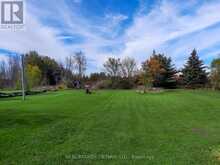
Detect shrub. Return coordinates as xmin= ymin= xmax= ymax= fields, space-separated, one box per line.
xmin=116 ymin=78 xmax=135 ymax=89
xmin=57 ymin=83 xmax=67 ymax=90
xmin=95 ymin=80 xmax=112 ymax=89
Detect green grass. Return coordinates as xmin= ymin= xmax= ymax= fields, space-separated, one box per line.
xmin=0 ymin=90 xmax=220 ymax=164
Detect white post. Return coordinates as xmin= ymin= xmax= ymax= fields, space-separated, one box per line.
xmin=21 ymin=54 xmax=25 ymax=101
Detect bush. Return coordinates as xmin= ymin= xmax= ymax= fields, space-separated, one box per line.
xmin=57 ymin=83 xmax=67 ymax=90
xmin=92 ymin=78 xmax=135 ymax=89
xmin=95 ymin=80 xmax=112 ymax=89
xmin=115 ymin=78 xmax=135 ymax=89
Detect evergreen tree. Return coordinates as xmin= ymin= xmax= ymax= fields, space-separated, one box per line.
xmin=161 ymin=56 xmax=177 ymax=88
xmin=142 ymin=51 xmax=177 ymax=88
xmin=182 ymin=49 xmax=208 ymax=88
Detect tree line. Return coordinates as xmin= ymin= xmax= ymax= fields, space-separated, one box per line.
xmin=102 ymin=49 xmax=216 ymax=90
xmin=0 ymin=49 xmax=220 ymax=90
xmin=0 ymin=51 xmax=87 ymax=89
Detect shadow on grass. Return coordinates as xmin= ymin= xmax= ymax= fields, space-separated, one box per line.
xmin=0 ymin=97 xmax=22 ymax=102
xmin=0 ymin=113 xmax=67 ymax=129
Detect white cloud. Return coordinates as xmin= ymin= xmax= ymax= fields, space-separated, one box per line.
xmin=0 ymin=0 xmax=220 ymax=73
xmin=0 ymin=13 xmax=69 ymax=62
xmin=120 ymin=0 xmax=220 ymax=67
xmin=105 ymin=13 xmax=128 ymax=28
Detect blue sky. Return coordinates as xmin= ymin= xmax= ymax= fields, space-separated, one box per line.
xmin=1 ymin=0 xmax=220 ymax=73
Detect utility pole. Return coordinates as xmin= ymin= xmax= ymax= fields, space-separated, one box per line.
xmin=21 ymin=54 xmax=25 ymax=101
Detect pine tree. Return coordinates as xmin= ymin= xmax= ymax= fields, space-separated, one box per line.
xmin=162 ymin=56 xmax=177 ymax=88
xmin=182 ymin=49 xmax=208 ymax=88
xmin=142 ymin=51 xmax=177 ymax=88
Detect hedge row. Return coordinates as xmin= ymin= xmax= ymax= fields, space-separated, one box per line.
xmin=0 ymin=90 xmax=47 ymax=98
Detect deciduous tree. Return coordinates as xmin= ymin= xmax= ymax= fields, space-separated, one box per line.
xmin=103 ymin=58 xmax=121 ymax=88
xmin=73 ymin=51 xmax=87 ymax=79
xmin=25 ymin=51 xmax=62 ymax=86
xmin=104 ymin=58 xmax=121 ymax=78
xmin=142 ymin=51 xmax=177 ymax=88
xmin=210 ymin=57 xmax=220 ymax=90
xmin=121 ymin=57 xmax=137 ymax=78
xmin=26 ymin=64 xmax=41 ymax=89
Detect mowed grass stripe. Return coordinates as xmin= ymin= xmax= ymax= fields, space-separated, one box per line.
xmin=0 ymin=90 xmax=220 ymax=164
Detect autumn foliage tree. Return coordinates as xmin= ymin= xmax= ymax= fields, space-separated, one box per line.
xmin=26 ymin=64 xmax=41 ymax=89
xmin=25 ymin=51 xmax=62 ymax=86
xmin=141 ymin=56 xmax=161 ymax=88
xmin=142 ymin=51 xmax=177 ymax=88
xmin=210 ymin=57 xmax=220 ymax=90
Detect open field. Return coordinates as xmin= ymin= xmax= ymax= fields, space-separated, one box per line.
xmin=0 ymin=90 xmax=220 ymax=164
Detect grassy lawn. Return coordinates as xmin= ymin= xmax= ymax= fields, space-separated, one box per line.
xmin=0 ymin=90 xmax=220 ymax=164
